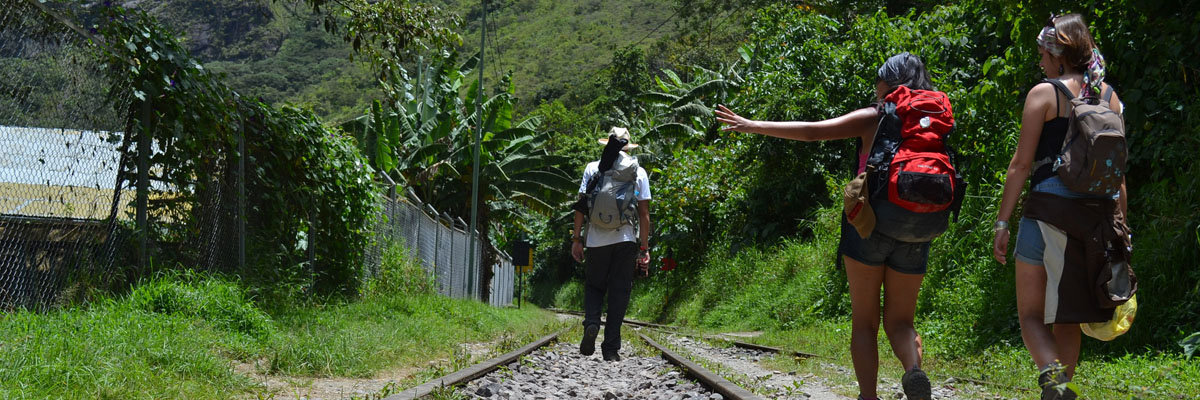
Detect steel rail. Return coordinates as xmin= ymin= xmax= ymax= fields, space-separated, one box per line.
xmin=638 ymin=332 xmax=766 ymax=400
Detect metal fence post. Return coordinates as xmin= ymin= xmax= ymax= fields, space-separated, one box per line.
xmin=136 ymin=98 xmax=152 ymax=272
xmin=457 ymin=217 xmax=471 ymax=299
xmin=238 ymin=116 xmax=246 ymax=273
xmin=440 ymin=212 xmax=453 ymax=296
xmin=448 ymin=216 xmax=457 ymax=298
xmin=432 ymin=210 xmax=441 ymax=287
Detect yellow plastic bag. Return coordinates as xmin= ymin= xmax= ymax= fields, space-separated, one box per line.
xmin=1081 ymin=295 xmax=1137 ymax=341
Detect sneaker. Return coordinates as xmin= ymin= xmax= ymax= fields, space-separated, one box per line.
xmin=901 ymin=366 xmax=932 ymax=400
xmin=579 ymin=324 xmax=599 ymax=356
xmin=602 ymin=351 xmax=621 ymax=362
xmin=1038 ymin=362 xmax=1078 ymax=400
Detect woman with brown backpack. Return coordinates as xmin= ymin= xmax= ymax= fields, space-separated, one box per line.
xmin=992 ymin=13 xmax=1130 ymax=400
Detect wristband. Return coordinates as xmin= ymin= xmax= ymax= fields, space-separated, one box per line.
xmin=993 ymin=220 xmax=1009 ymax=232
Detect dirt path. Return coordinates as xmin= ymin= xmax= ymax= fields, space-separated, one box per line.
xmin=236 ymin=360 xmax=414 ymax=400
xmin=236 ymin=339 xmax=501 ymax=400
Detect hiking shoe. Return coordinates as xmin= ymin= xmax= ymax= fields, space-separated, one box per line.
xmin=602 ymin=351 xmax=621 ymax=362
xmin=1038 ymin=362 xmax=1078 ymax=400
xmin=579 ymin=324 xmax=599 ymax=356
xmin=901 ymin=366 xmax=932 ymax=400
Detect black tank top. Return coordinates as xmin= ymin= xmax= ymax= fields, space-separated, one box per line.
xmin=1031 ymin=81 xmax=1072 ymax=186
xmin=1031 ymin=118 xmax=1069 ymax=186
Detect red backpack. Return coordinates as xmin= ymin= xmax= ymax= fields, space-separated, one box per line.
xmin=865 ymin=86 xmax=966 ymax=242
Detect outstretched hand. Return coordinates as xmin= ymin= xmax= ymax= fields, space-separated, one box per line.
xmin=714 ymin=104 xmax=757 ymax=133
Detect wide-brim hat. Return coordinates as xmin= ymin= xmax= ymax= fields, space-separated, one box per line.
xmin=597 ymin=126 xmax=639 ymax=150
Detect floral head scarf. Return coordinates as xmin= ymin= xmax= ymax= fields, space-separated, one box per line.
xmin=1037 ymin=13 xmax=1106 ymax=97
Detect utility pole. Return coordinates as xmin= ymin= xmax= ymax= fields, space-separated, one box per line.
xmin=467 ymin=0 xmax=486 ymax=301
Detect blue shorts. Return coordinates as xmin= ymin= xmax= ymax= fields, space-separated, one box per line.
xmin=1015 ymin=176 xmax=1117 ymax=265
xmin=840 ymin=216 xmax=930 ymax=275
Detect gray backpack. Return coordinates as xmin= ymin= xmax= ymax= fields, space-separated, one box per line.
xmin=587 ymin=154 xmax=640 ymax=230
xmin=1043 ymin=80 xmax=1127 ymax=196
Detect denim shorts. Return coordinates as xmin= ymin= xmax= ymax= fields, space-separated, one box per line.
xmin=839 ymin=216 xmax=931 ymax=274
xmin=1014 ymin=176 xmax=1118 ymax=265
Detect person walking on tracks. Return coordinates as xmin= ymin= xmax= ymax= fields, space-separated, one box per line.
xmin=992 ymin=13 xmax=1131 ymax=400
xmin=571 ymin=126 xmax=652 ymax=362
xmin=716 ymin=53 xmax=968 ymax=400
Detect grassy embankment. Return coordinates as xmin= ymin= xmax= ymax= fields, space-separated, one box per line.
xmin=0 ymin=246 xmax=564 ymax=399
xmin=552 ymin=205 xmax=1198 ymax=399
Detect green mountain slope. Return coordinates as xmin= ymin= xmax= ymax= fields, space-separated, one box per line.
xmin=119 ymin=0 xmax=682 ymax=120
xmin=438 ymin=0 xmax=680 ymax=107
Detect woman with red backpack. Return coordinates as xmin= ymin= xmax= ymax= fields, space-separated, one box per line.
xmin=993 ymin=13 xmax=1128 ymax=400
xmin=716 ymin=52 xmax=963 ymax=400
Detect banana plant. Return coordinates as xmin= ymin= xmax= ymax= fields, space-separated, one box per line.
xmin=433 ymin=74 xmax=576 ymax=228
xmin=341 ymin=51 xmax=470 ymax=201
xmin=635 ymin=63 xmax=743 ymax=149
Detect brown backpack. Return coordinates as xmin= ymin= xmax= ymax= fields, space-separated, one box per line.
xmin=1042 ymin=79 xmax=1127 ymax=196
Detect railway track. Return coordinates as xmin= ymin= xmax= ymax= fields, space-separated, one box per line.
xmin=382 ymin=318 xmax=775 ymax=399
xmin=379 ymin=309 xmax=1181 ymax=400
xmin=387 ymin=310 xmax=1106 ymax=399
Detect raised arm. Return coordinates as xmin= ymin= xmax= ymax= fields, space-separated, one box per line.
xmin=715 ymin=104 xmax=879 ymax=142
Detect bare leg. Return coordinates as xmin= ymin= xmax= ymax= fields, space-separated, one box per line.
xmin=1015 ymin=260 xmax=1061 ymax=368
xmin=845 ymin=256 xmax=885 ymax=398
xmin=1052 ymin=323 xmax=1081 ymax=378
xmin=882 ymin=267 xmax=925 ymax=371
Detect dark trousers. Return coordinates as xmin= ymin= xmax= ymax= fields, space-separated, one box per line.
xmin=583 ymin=241 xmax=637 ymax=354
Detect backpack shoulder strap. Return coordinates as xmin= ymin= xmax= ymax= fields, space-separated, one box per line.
xmin=1043 ymin=79 xmax=1074 ymax=112
xmin=584 ymin=160 xmax=604 ymax=194
xmin=1102 ymin=85 xmax=1115 ymax=102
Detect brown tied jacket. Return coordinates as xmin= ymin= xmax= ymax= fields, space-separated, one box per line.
xmin=1023 ymin=192 xmax=1135 ymax=324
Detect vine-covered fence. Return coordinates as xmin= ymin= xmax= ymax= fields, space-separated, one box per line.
xmin=0 ymin=1 xmax=513 ymax=309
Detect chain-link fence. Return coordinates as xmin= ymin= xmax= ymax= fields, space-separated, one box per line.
xmin=367 ymin=185 xmax=514 ymax=307
xmin=0 ymin=2 xmax=132 ymax=310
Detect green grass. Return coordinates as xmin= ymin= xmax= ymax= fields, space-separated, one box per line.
xmin=749 ymin=320 xmax=1199 ymax=399
xmin=0 ymin=251 xmax=562 ymax=399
